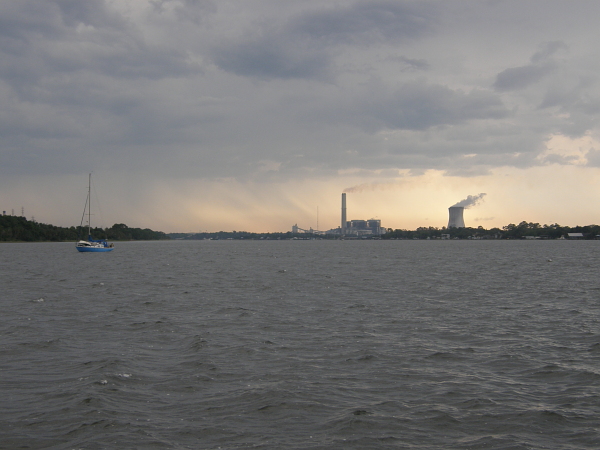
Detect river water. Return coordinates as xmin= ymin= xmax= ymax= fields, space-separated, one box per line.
xmin=1 ymin=240 xmax=599 ymax=449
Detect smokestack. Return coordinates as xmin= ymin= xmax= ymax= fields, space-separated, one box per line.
xmin=341 ymin=193 xmax=347 ymax=234
xmin=448 ymin=206 xmax=465 ymax=228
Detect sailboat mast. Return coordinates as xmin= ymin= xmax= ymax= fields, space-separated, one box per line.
xmin=88 ymin=173 xmax=91 ymax=238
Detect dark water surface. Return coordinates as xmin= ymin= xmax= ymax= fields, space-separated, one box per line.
xmin=1 ymin=240 xmax=599 ymax=449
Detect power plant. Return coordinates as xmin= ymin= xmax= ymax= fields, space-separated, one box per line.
xmin=291 ymin=192 xmax=385 ymax=236
xmin=447 ymin=193 xmax=486 ymax=228
xmin=448 ymin=206 xmax=465 ymax=228
xmin=293 ymin=192 xmax=485 ymax=234
xmin=337 ymin=192 xmax=384 ymax=236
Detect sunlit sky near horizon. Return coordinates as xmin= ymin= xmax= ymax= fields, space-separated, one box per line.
xmin=3 ymin=0 xmax=600 ymax=233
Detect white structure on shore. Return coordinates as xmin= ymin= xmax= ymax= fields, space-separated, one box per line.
xmin=448 ymin=206 xmax=465 ymax=228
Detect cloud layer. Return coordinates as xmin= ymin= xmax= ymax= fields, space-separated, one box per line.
xmin=2 ymin=1 xmax=600 ymax=231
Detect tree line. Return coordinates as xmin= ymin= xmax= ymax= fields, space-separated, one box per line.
xmin=171 ymin=222 xmax=600 ymax=240
xmin=0 ymin=215 xmax=169 ymax=242
xmin=3 ymin=215 xmax=598 ymax=242
xmin=382 ymin=222 xmax=600 ymax=240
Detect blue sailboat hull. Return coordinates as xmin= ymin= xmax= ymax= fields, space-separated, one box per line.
xmin=76 ymin=235 xmax=114 ymax=252
xmin=76 ymin=246 xmax=114 ymax=252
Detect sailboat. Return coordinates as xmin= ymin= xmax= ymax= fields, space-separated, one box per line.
xmin=76 ymin=174 xmax=114 ymax=252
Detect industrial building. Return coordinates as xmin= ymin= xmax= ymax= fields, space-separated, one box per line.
xmin=339 ymin=219 xmax=384 ymax=236
xmin=328 ymin=193 xmax=385 ymax=236
xmin=291 ymin=224 xmax=321 ymax=235
xmin=292 ymin=193 xmax=385 ymax=236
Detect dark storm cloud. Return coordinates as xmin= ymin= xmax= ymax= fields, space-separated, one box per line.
xmin=0 ymin=0 xmax=128 ymax=49
xmin=585 ymin=148 xmax=600 ymax=167
xmin=351 ymin=81 xmax=509 ymax=131
xmin=536 ymin=74 xmax=600 ymax=137
xmin=0 ymin=0 xmax=204 ymax=93
xmin=53 ymin=0 xmax=125 ymax=28
xmin=211 ymin=0 xmax=435 ymax=79
xmin=0 ymin=0 xmax=218 ymax=176
xmin=150 ymin=0 xmax=216 ymax=22
xmin=530 ymin=41 xmax=567 ymax=63
xmin=494 ymin=64 xmax=555 ymax=92
xmin=539 ymin=79 xmax=600 ymax=114
xmin=493 ymin=41 xmax=566 ymax=92
xmin=393 ymin=56 xmax=430 ymax=72
xmin=287 ymin=0 xmax=434 ymax=44
xmin=212 ymin=36 xmax=331 ymax=80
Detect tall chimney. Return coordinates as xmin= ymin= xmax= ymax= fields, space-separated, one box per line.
xmin=341 ymin=193 xmax=347 ymax=235
xmin=448 ymin=206 xmax=465 ymax=228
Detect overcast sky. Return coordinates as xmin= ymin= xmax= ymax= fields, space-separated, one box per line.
xmin=2 ymin=0 xmax=600 ymax=232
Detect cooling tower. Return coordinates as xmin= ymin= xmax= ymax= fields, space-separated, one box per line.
xmin=448 ymin=206 xmax=465 ymax=228
xmin=341 ymin=193 xmax=347 ymax=234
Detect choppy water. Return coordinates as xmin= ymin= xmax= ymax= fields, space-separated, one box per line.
xmin=1 ymin=240 xmax=599 ymax=449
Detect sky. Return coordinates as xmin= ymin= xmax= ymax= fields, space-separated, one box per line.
xmin=3 ymin=0 xmax=600 ymax=233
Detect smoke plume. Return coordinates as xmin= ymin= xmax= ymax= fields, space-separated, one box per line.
xmin=344 ymin=183 xmax=373 ymax=193
xmin=451 ymin=193 xmax=486 ymax=209
xmin=343 ymin=181 xmax=404 ymax=193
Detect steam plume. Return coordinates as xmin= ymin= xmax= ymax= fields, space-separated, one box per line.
xmin=451 ymin=193 xmax=486 ymax=209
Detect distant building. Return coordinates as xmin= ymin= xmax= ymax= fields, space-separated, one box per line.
xmin=325 ymin=218 xmax=385 ymax=236
xmin=297 ymin=193 xmax=386 ymax=237
xmin=348 ymin=219 xmax=384 ymax=235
